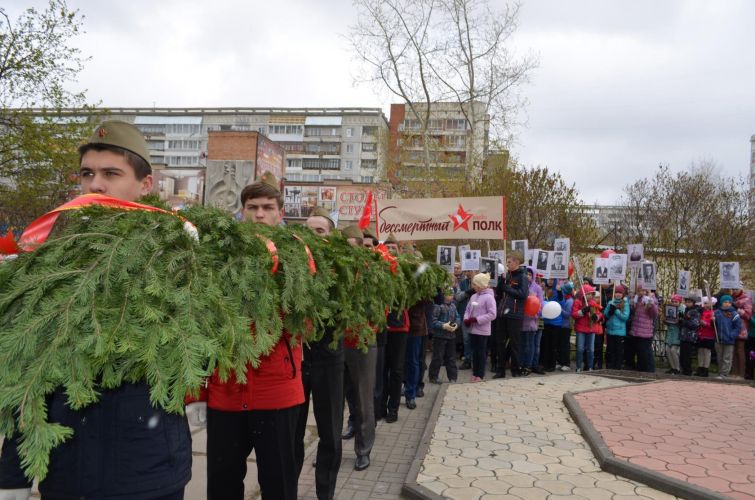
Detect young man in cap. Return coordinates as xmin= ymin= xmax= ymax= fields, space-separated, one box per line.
xmin=187 ymin=174 xmax=304 ymax=500
xmin=294 ymin=207 xmax=344 ymax=499
xmin=0 ymin=121 xmax=192 ymax=500
xmin=340 ymin=224 xmax=376 ymax=471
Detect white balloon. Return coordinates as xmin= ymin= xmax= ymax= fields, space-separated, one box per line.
xmin=542 ymin=301 xmax=562 ymax=320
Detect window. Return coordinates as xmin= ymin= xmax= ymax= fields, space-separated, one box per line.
xmin=166 ymin=124 xmax=201 ymax=135
xmin=360 ymin=176 xmax=374 ymax=183
xmin=346 ymin=128 xmax=353 ymax=137
xmin=361 ymin=143 xmax=376 ymax=152
xmin=304 ymin=126 xmax=340 ymax=137
xmin=281 ymin=142 xmax=305 ymax=153
xmin=302 ymin=158 xmax=340 ymax=170
xmin=136 ymin=124 xmax=165 ymax=134
xmin=344 ymin=160 xmax=353 ymax=170
xmin=444 ymin=119 xmax=466 ymax=130
xmin=446 ymin=135 xmax=466 ymax=148
xmin=147 ymin=140 xmax=165 ymax=150
xmin=428 ymin=119 xmax=443 ymax=130
xmin=304 ymin=143 xmax=339 ymax=154
xmin=287 ymin=158 xmax=302 ymax=170
xmin=168 ymin=140 xmax=200 ymax=150
xmin=361 ymin=159 xmax=377 ymax=169
xmin=363 ymin=126 xmax=377 ymax=136
xmin=166 ymin=155 xmax=199 ymax=166
xmin=345 ymin=144 xmax=354 ymax=153
xmin=269 ymin=124 xmax=303 ymax=135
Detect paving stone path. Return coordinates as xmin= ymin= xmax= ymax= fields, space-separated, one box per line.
xmin=574 ymin=380 xmax=755 ymax=500
xmin=416 ymin=374 xmax=679 ymax=500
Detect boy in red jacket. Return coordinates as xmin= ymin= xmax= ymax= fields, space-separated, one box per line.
xmin=186 ymin=174 xmax=304 ymax=500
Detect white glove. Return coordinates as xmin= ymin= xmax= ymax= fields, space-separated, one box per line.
xmin=185 ymin=402 xmax=207 ymax=428
xmin=0 ymin=488 xmax=31 ymax=500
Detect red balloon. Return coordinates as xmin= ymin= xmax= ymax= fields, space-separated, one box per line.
xmin=600 ymin=249 xmax=616 ymax=258
xmin=524 ymin=295 xmax=541 ymax=317
xmin=567 ymin=260 xmax=574 ymax=278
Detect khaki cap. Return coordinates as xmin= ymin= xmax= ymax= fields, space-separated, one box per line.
xmin=385 ymin=233 xmax=398 ymax=244
xmin=309 ymin=206 xmax=335 ymax=227
xmin=258 ymin=171 xmax=280 ymax=191
xmin=362 ymin=228 xmax=377 ymax=240
xmin=85 ymin=121 xmax=151 ymax=171
xmin=342 ymin=225 xmax=363 ymax=239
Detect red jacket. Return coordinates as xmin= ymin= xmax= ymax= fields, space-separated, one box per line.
xmin=699 ymin=309 xmax=716 ymax=341
xmin=188 ymin=332 xmax=304 ymax=411
xmin=571 ymin=297 xmax=604 ymax=334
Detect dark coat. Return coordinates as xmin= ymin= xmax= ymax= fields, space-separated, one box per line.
xmin=408 ymin=301 xmax=429 ymax=337
xmin=495 ymin=266 xmax=529 ymax=319
xmin=0 ymin=381 xmax=191 ymax=499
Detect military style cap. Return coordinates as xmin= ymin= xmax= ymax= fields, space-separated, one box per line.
xmin=362 ymin=228 xmax=377 ymax=240
xmin=385 ymin=233 xmax=398 ymax=244
xmin=85 ymin=121 xmax=152 ymax=171
xmin=342 ymin=225 xmax=363 ymax=240
xmin=258 ymin=171 xmax=280 ymax=192
xmin=309 ymin=206 xmax=336 ymax=227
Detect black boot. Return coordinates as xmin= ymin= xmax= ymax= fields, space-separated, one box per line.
xmin=342 ymin=421 xmax=355 ymax=440
xmin=702 ymin=367 xmax=709 ymax=377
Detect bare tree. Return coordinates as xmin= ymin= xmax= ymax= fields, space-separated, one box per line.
xmin=348 ymin=0 xmax=536 ymax=193
xmin=620 ymin=163 xmax=754 ymax=297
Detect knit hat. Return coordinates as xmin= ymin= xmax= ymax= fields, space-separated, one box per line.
xmin=580 ymin=284 xmax=596 ymax=295
xmin=472 ymin=273 xmax=491 ymax=289
xmin=444 ymin=286 xmax=455 ymax=296
xmin=720 ymin=294 xmax=733 ymax=305
xmin=562 ymin=282 xmax=574 ymax=296
xmin=685 ymin=294 xmax=700 ymax=304
xmin=614 ymin=284 xmax=626 ymax=295
xmin=701 ymin=296 xmax=717 ymax=306
xmin=671 ymin=294 xmax=684 ymax=303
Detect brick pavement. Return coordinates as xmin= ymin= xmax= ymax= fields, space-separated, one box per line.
xmin=416 ymin=374 xmax=680 ymax=500
xmin=574 ymin=380 xmax=755 ymax=500
xmin=296 ymin=378 xmax=441 ymax=499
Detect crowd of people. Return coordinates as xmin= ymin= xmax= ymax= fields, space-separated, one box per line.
xmin=1 ymin=120 xmax=753 ymax=500
xmin=445 ymin=250 xmax=754 ymax=383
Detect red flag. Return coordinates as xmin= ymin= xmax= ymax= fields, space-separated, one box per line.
xmin=0 ymin=230 xmax=20 ymax=255
xmin=358 ymin=191 xmax=373 ymax=230
xmin=374 ymin=243 xmax=398 ymax=274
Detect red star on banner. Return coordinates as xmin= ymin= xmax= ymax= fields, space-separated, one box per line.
xmin=449 ymin=204 xmax=473 ymax=232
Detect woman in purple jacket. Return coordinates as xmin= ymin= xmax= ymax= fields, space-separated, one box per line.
xmin=464 ymin=273 xmax=497 ymax=382
xmin=630 ymin=288 xmax=659 ymax=372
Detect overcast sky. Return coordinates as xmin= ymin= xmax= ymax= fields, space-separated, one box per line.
xmin=8 ymin=0 xmax=754 ymax=204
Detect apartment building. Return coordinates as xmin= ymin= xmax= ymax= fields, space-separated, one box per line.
xmin=387 ymin=102 xmax=489 ymax=180
xmin=96 ymin=107 xmax=388 ymax=184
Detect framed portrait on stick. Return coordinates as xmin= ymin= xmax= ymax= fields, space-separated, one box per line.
xmin=511 ymin=240 xmax=528 ymax=258
xmin=480 ymin=257 xmax=498 ymax=285
xmin=436 ymin=245 xmax=455 ymax=272
xmin=719 ymin=262 xmax=740 ymax=289
xmin=677 ymin=270 xmax=691 ymax=297
xmin=593 ymin=258 xmax=610 ymax=285
xmin=641 ymin=261 xmax=657 ymax=290
xmin=627 ymin=243 xmax=644 ymax=268
xmin=461 ymin=249 xmax=481 ymax=271
xmin=534 ymin=249 xmax=549 ymax=276
xmin=489 ymin=250 xmax=506 ymax=264
xmin=548 ymin=250 xmax=568 ymax=279
xmin=458 ymin=245 xmax=470 ymax=262
xmin=607 ymin=254 xmax=627 ymax=281
xmin=554 ymin=238 xmax=570 ymax=263
xmin=664 ymin=304 xmax=679 ymax=323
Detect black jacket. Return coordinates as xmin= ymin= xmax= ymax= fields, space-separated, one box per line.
xmin=0 ymin=381 xmax=191 ymax=499
xmin=495 ymin=266 xmax=530 ymax=319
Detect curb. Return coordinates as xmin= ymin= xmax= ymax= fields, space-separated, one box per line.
xmin=402 ymin=382 xmax=449 ymax=500
xmin=564 ymin=383 xmax=733 ymax=500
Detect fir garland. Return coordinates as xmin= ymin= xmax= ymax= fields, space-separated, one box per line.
xmin=0 ymin=203 xmax=450 ymax=480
